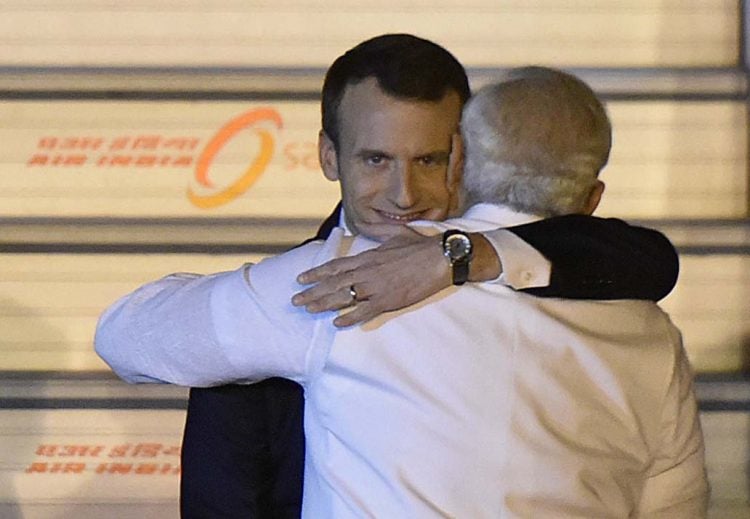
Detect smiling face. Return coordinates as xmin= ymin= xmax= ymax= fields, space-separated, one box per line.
xmin=319 ymin=78 xmax=464 ymax=241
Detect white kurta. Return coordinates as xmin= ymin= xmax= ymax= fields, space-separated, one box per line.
xmin=96 ymin=203 xmax=708 ymax=518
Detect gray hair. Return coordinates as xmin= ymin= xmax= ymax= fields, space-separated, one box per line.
xmin=461 ymin=66 xmax=611 ymax=217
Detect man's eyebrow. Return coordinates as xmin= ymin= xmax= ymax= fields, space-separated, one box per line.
xmin=356 ymin=148 xmax=393 ymax=158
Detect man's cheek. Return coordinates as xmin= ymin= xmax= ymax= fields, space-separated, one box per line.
xmin=356 ymin=184 xmax=386 ymax=208
xmin=424 ymin=189 xmax=451 ymax=211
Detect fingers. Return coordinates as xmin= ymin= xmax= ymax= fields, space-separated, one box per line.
xmin=292 ymin=277 xmax=349 ymax=311
xmin=293 ymin=235 xmax=441 ymax=324
xmin=293 ymin=276 xmax=377 ymax=325
xmin=298 ymin=236 xmax=423 ymax=286
xmin=297 ymin=255 xmax=360 ymax=285
xmin=293 ymin=277 xmax=372 ymax=314
xmin=296 ymin=289 xmax=353 ymax=313
xmin=297 ymin=249 xmax=383 ymax=285
xmin=333 ymin=301 xmax=378 ymax=328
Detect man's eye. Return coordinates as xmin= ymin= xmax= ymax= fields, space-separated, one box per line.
xmin=418 ymin=154 xmax=449 ymax=167
xmin=366 ymin=155 xmax=386 ymax=166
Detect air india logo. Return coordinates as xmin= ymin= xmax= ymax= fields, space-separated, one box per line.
xmin=188 ymin=107 xmax=283 ymax=209
xmin=25 ymin=105 xmax=324 ymax=212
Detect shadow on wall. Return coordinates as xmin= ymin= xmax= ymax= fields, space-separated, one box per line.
xmin=740 ymin=334 xmax=750 ymax=376
xmin=0 ymin=294 xmax=81 ymax=372
xmin=0 ymin=296 xmax=182 ymax=518
xmin=741 ymin=334 xmax=750 ymax=504
xmin=0 ymin=296 xmax=71 ymax=519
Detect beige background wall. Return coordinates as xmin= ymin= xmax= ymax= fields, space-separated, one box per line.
xmin=1 ymin=99 xmax=746 ymax=219
xmin=0 ymin=2 xmax=748 ymax=517
xmin=0 ymin=0 xmax=738 ymax=68
xmin=0 ymin=5 xmax=746 ymax=370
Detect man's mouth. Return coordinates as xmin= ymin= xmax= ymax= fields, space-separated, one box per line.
xmin=375 ymin=209 xmax=426 ymax=223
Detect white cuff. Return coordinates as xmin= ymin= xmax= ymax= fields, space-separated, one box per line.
xmin=482 ymin=229 xmax=551 ymax=289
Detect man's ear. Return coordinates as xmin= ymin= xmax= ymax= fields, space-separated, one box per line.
xmin=318 ymin=130 xmax=339 ymax=182
xmin=446 ymin=133 xmax=465 ymax=214
xmin=583 ymin=180 xmax=605 ymax=215
xmin=447 ymin=133 xmax=464 ymax=194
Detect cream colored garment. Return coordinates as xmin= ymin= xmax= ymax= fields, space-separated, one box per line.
xmin=96 ymin=204 xmax=707 ymax=517
xmin=300 ymin=272 xmax=707 ymax=518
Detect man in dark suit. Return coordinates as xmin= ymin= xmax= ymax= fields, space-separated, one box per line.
xmin=180 ymin=34 xmax=678 ymax=518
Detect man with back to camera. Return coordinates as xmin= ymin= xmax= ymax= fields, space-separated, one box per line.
xmin=96 ymin=65 xmax=707 ymax=517
xmin=174 ymin=35 xmax=681 ymax=518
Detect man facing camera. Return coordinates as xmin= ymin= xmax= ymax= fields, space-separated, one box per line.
xmin=97 ymin=66 xmax=707 ymax=517
xmin=177 ymin=35 xmax=680 ymax=518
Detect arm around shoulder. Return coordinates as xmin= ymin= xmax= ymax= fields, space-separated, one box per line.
xmin=96 ymin=248 xmax=324 ymax=387
xmin=506 ymin=215 xmax=679 ymax=300
xmin=97 ymin=266 xmax=308 ymax=388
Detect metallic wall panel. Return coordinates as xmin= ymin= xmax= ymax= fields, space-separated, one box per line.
xmin=1 ymin=251 xmax=748 ymax=373
xmin=0 ymin=101 xmax=339 ymax=218
xmin=0 ymin=253 xmax=262 ymax=371
xmin=0 ymin=0 xmax=739 ymax=68
xmin=0 ymin=406 xmax=747 ymax=518
xmin=1 ymin=99 xmax=745 ymax=220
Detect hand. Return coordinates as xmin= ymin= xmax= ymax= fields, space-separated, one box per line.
xmin=292 ymin=228 xmax=451 ymax=327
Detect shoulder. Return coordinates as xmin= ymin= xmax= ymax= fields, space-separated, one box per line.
xmin=248 ymin=228 xmax=347 ymax=301
xmin=522 ymin=297 xmax=682 ymax=367
xmin=254 ymin=228 xmax=346 ymax=277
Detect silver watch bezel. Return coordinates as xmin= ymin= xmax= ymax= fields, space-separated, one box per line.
xmin=443 ymin=232 xmax=473 ymax=263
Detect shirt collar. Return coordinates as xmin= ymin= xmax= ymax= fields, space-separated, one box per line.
xmin=338 ymin=202 xmax=542 ymax=237
xmin=338 ymin=208 xmax=353 ymax=235
xmin=458 ymin=203 xmax=543 ymax=227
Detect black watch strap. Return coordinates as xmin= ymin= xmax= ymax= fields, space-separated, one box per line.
xmin=451 ymin=258 xmax=470 ymax=286
xmin=442 ymin=230 xmax=473 ymax=286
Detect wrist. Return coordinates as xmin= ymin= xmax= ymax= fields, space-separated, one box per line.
xmin=467 ymin=233 xmax=503 ymax=282
xmin=434 ymin=235 xmax=453 ymax=287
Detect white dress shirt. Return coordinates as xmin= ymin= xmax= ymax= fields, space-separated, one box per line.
xmin=96 ymin=203 xmax=708 ymax=518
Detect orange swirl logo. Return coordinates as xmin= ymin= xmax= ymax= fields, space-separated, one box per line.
xmin=188 ymin=108 xmax=283 ymax=208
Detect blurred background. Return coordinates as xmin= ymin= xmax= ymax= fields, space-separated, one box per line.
xmin=0 ymin=1 xmax=747 ymax=517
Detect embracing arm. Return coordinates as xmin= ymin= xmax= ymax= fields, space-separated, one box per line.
xmin=95 ymin=272 xmax=224 ymax=385
xmin=95 ymin=246 xmax=323 ymax=386
xmin=506 ymin=215 xmax=679 ymax=300
xmin=293 ymin=215 xmax=678 ymax=327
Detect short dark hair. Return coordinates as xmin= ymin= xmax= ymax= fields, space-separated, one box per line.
xmin=321 ymin=34 xmax=470 ymax=149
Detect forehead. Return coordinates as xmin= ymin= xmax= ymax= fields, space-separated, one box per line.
xmin=337 ymin=78 xmax=462 ymax=152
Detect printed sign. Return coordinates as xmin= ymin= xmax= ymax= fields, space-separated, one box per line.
xmin=1 ymin=101 xmax=340 ymax=218
xmin=1 ymin=409 xmax=184 ymax=511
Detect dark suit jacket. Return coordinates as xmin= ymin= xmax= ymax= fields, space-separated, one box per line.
xmin=180 ymin=204 xmax=678 ymax=518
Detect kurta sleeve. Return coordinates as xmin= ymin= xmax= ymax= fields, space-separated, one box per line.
xmin=95 ymin=237 xmax=340 ymax=387
xmin=636 ymin=328 xmax=709 ymax=518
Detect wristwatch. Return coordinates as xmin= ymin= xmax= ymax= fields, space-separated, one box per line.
xmin=442 ymin=230 xmax=473 ymax=286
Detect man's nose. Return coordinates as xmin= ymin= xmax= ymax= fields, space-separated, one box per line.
xmin=390 ymin=163 xmax=416 ymax=209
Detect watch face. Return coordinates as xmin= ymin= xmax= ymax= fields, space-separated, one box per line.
xmin=445 ymin=234 xmax=471 ymax=260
